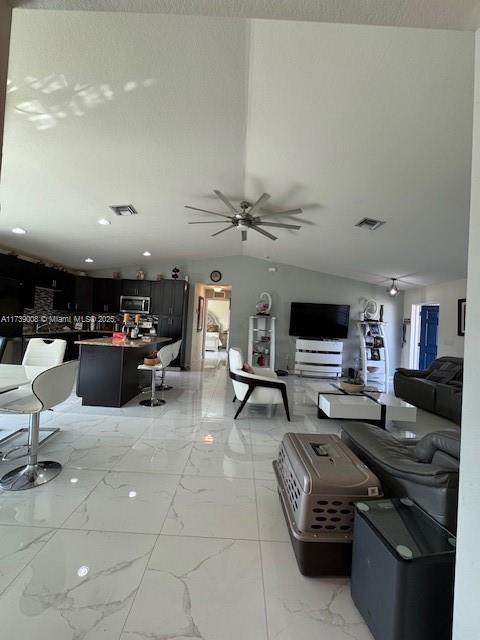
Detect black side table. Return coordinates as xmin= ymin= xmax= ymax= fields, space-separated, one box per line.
xmin=351 ymin=498 xmax=456 ymax=640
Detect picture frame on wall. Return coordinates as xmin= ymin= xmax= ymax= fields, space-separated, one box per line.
xmin=197 ymin=296 xmax=205 ymax=332
xmin=458 ymin=298 xmax=466 ymax=336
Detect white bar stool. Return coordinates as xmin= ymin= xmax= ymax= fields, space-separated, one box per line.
xmin=138 ymin=362 xmax=165 ymax=407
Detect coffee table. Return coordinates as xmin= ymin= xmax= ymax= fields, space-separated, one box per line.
xmin=307 ymin=382 xmax=417 ymax=428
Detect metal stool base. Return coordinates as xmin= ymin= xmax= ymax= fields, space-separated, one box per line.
xmin=140 ymin=398 xmax=165 ymax=407
xmin=0 ymin=461 xmax=62 ymax=491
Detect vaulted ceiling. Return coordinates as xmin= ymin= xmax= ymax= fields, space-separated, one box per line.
xmin=0 ymin=9 xmax=474 ymax=286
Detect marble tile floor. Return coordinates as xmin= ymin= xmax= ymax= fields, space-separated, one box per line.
xmin=0 ymin=360 xmax=457 ymax=640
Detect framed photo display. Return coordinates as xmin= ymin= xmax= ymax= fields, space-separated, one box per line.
xmin=458 ymin=298 xmax=466 ymax=336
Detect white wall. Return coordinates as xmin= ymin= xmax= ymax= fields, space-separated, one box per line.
xmin=0 ymin=0 xmax=11 ymax=177
xmin=453 ymin=31 xmax=480 ymax=640
xmin=402 ymin=278 xmax=467 ymax=366
xmin=93 ymin=255 xmax=404 ymax=372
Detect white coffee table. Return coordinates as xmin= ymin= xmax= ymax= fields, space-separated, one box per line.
xmin=318 ymin=391 xmax=417 ymax=428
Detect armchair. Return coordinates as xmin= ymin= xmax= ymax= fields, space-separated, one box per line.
xmin=228 ymin=347 xmax=290 ymax=421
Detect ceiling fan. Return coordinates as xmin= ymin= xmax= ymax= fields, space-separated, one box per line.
xmin=185 ymin=190 xmax=303 ymax=241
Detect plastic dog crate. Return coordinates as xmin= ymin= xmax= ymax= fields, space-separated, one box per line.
xmin=274 ymin=433 xmax=382 ymax=576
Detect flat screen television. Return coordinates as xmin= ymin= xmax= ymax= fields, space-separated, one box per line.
xmin=289 ymin=302 xmax=350 ymax=339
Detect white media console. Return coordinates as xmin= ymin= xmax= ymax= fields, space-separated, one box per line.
xmin=294 ymin=338 xmax=343 ymax=378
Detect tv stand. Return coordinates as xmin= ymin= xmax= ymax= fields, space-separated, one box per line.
xmin=294 ymin=338 xmax=343 ymax=378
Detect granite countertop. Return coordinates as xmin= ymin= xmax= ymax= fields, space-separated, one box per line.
xmin=24 ymin=330 xmax=115 ymax=337
xmin=75 ymin=336 xmax=170 ymax=348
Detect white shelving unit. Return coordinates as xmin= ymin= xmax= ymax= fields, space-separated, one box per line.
xmin=358 ymin=321 xmax=389 ymax=392
xmin=294 ymin=338 xmax=343 ymax=378
xmin=248 ymin=315 xmax=276 ymax=369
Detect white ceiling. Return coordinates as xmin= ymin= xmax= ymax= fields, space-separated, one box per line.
xmin=0 ymin=10 xmax=474 ymax=286
xmin=9 ymin=0 xmax=480 ymax=32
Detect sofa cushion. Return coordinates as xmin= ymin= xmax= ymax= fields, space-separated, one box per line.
xmin=426 ymin=361 xmax=462 ymax=384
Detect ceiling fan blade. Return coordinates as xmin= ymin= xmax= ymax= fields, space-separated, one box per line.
xmin=258 ymin=208 xmax=303 ymax=219
xmin=241 ymin=230 xmax=247 ymax=242
xmin=248 ymin=193 xmax=271 ymax=217
xmin=184 ymin=205 xmax=231 ymax=219
xmin=188 ymin=221 xmax=226 ymax=224
xmin=213 ymin=190 xmax=238 ymax=215
xmin=258 ymin=221 xmax=301 ymax=230
xmin=211 ymin=225 xmax=235 ymax=237
xmin=251 ymin=225 xmax=277 ymax=241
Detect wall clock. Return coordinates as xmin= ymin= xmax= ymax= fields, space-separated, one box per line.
xmin=210 ymin=270 xmax=222 ymax=283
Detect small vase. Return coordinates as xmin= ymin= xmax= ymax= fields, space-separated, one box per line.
xmin=379 ymin=304 xmax=384 ymax=323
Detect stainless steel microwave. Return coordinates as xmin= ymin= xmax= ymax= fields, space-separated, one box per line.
xmin=120 ymin=295 xmax=150 ymax=314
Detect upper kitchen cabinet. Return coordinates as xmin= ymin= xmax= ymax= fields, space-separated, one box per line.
xmin=92 ymin=277 xmax=121 ymax=313
xmin=150 ymin=280 xmax=187 ymax=318
xmin=121 ymin=279 xmax=151 ymax=297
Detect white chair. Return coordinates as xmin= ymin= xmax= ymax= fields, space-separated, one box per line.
xmin=22 ymin=338 xmax=67 ymax=367
xmin=157 ymin=339 xmax=182 ymax=391
xmin=137 ymin=360 xmax=165 ymax=407
xmin=1 ymin=338 xmax=68 ymax=460
xmin=0 ymin=360 xmax=78 ymax=491
xmin=229 ymin=347 xmax=290 ymax=421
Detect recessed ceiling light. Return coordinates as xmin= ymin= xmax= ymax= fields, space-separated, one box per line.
xmin=12 ymin=227 xmax=27 ymax=234
xmin=97 ymin=218 xmax=111 ymax=225
xmin=85 ymin=258 xmax=94 ymax=263
xmin=142 ymin=251 xmax=151 ymax=257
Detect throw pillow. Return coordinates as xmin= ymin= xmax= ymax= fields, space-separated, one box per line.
xmin=242 ymin=363 xmax=254 ymax=374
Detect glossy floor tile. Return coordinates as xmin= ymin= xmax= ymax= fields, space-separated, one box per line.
xmin=0 ymin=358 xmax=451 ymax=639
xmin=121 ymin=535 xmax=267 ymax=640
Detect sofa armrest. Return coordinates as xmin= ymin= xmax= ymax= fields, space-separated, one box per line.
xmin=395 ymin=367 xmax=428 ymax=378
xmin=414 ymin=430 xmax=461 ymax=463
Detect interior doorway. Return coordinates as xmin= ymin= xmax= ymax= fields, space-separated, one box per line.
xmin=410 ymin=303 xmax=439 ymax=368
xmin=204 ymin=292 xmax=231 ymax=356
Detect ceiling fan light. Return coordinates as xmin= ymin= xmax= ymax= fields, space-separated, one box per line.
xmin=388 ymin=279 xmax=400 ymax=296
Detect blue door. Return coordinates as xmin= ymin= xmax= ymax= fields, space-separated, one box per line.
xmin=418 ymin=305 xmax=439 ymax=369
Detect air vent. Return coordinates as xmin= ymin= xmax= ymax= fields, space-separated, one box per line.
xmin=110 ymin=205 xmax=138 ymax=216
xmin=355 ymin=217 xmax=385 ymax=231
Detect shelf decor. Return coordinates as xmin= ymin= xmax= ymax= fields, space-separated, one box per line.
xmin=248 ymin=315 xmax=276 ymax=368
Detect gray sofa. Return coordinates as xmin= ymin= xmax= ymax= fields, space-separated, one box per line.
xmin=341 ymin=422 xmax=460 ymax=532
xmin=394 ymin=357 xmax=463 ymax=424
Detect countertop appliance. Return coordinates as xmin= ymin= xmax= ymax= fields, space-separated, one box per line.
xmin=120 ymin=295 xmax=150 ymax=314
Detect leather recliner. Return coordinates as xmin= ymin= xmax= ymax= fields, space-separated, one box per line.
xmin=394 ymin=357 xmax=463 ymax=424
xmin=341 ymin=422 xmax=460 ymax=532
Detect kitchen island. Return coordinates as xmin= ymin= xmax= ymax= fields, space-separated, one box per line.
xmin=76 ymin=336 xmax=170 ymax=407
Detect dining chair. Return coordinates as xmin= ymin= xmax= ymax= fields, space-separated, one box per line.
xmin=0 ymin=337 xmax=8 ymax=363
xmin=1 ymin=338 xmax=68 ymax=460
xmin=0 ymin=360 xmax=78 ymax=490
xmin=22 ymin=338 xmax=67 ymax=366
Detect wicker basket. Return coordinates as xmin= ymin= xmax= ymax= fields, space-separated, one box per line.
xmin=143 ymin=354 xmax=160 ymax=366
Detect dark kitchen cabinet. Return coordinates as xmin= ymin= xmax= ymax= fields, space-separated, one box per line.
xmin=35 ymin=264 xmax=63 ymax=289
xmin=0 ymin=254 xmax=35 ymax=309
xmin=92 ymin=277 xmax=121 ymax=313
xmin=73 ymin=276 xmax=93 ymax=312
xmin=121 ymin=279 xmax=151 ymax=297
xmin=151 ymin=280 xmax=187 ymax=317
xmin=151 ymin=280 xmax=189 ymax=367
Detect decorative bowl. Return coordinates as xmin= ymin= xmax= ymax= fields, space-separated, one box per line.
xmin=340 ymin=381 xmax=365 ymax=394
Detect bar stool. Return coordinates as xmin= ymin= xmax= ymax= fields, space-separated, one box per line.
xmin=137 ymin=362 xmax=165 ymax=407
xmin=0 ymin=360 xmax=78 ymax=491
xmin=156 ymin=339 xmax=182 ymax=391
